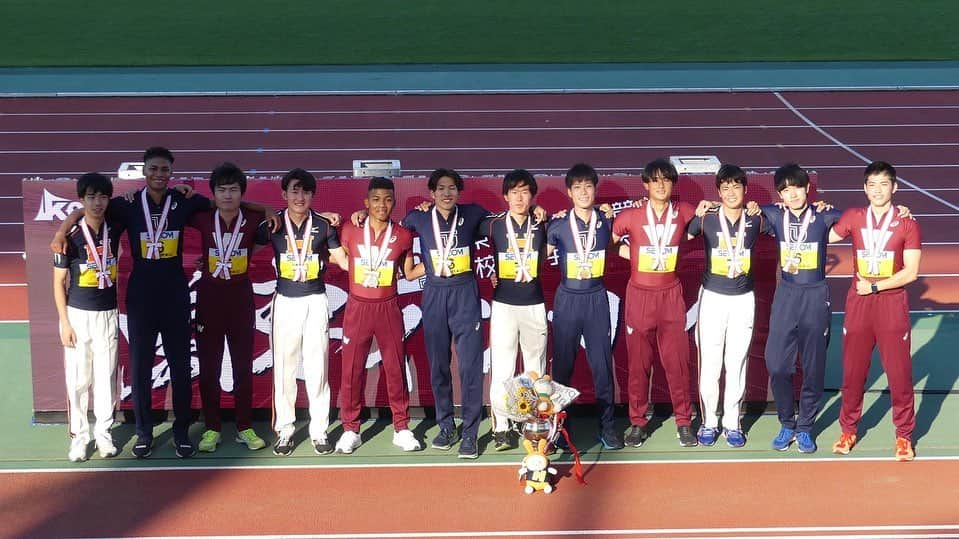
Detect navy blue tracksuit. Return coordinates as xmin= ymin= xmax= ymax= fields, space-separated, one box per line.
xmin=402 ymin=204 xmax=487 ymax=439
xmin=762 ymin=205 xmax=841 ymax=432
xmin=547 ymin=209 xmax=615 ymax=429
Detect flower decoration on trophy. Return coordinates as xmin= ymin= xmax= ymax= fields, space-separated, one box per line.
xmin=492 ymin=371 xmax=585 ymax=493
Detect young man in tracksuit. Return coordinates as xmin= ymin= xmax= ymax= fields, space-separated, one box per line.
xmin=547 ymin=163 xmax=624 ymax=450
xmin=189 ymin=162 xmax=267 ymax=453
xmin=828 ymin=161 xmax=921 ymax=462
xmin=485 ymin=169 xmax=549 ymax=452
xmin=612 ymin=159 xmax=700 ymax=448
xmin=332 ymin=176 xmax=425 ymax=454
xmin=400 ymin=168 xmax=489 ymax=459
xmin=752 ymin=164 xmax=843 ymax=453
xmin=256 ymin=168 xmax=343 ymax=456
xmin=53 ymin=173 xmax=122 ymax=462
xmin=687 ymin=164 xmax=773 ymax=448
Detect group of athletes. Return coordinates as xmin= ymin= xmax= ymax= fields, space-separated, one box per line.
xmin=51 ymin=145 xmax=922 ymax=463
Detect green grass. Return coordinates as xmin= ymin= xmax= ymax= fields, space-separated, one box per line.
xmin=3 ymin=1 xmax=958 ymax=67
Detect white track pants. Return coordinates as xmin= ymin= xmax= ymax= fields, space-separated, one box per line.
xmin=489 ymin=301 xmax=548 ymax=432
xmin=695 ymin=288 xmax=755 ymax=431
xmin=271 ymin=293 xmax=330 ymax=440
xmin=63 ymin=306 xmax=118 ymax=441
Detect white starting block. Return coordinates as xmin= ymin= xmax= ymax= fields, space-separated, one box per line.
xmin=669 ymin=155 xmax=722 ymax=175
xmin=117 ymin=162 xmax=145 ymax=180
xmin=352 ymin=159 xmax=401 ymax=179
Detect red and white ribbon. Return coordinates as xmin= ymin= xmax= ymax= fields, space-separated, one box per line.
xmin=431 ymin=206 xmax=459 ymax=277
xmin=362 ymin=219 xmax=393 ymax=287
xmin=141 ymin=189 xmax=171 ymax=260
xmin=79 ymin=218 xmax=113 ymax=289
xmin=568 ymin=209 xmax=597 ymax=279
xmin=212 ymin=209 xmax=244 ymax=280
xmin=782 ymin=207 xmax=812 ymax=273
xmin=644 ymin=202 xmax=674 ymax=271
xmin=718 ymin=210 xmax=747 ymax=278
xmin=505 ymin=213 xmax=534 ymax=282
xmin=284 ymin=209 xmax=313 ymax=282
xmin=864 ymin=206 xmax=895 ymax=276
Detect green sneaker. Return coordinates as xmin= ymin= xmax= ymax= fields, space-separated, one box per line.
xmin=235 ymin=428 xmax=267 ymax=450
xmin=198 ymin=430 xmax=221 ymax=453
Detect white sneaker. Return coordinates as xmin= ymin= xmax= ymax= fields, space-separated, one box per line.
xmin=393 ymin=429 xmax=422 ymax=452
xmin=335 ymin=430 xmax=362 ymax=454
xmin=95 ymin=434 xmax=118 ymax=458
xmin=68 ymin=436 xmax=89 ymax=462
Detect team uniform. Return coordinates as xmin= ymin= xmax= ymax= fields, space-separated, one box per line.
xmin=547 ymin=209 xmax=617 ymax=434
xmin=188 ymin=208 xmax=263 ymax=438
xmin=612 ymin=202 xmax=696 ymax=431
xmin=256 ymin=209 xmax=340 ymax=445
xmin=337 ymin=221 xmax=415 ymax=437
xmin=107 ymin=189 xmax=210 ymax=445
xmin=401 ymin=203 xmax=487 ymax=446
xmin=54 ymin=219 xmax=123 ymax=456
xmin=484 ymin=212 xmax=548 ymax=433
xmin=760 ymin=205 xmax=842 ymax=440
xmin=831 ymin=207 xmax=921 ymax=440
xmin=688 ymin=210 xmax=772 ymax=438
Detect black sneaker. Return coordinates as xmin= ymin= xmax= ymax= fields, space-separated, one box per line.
xmin=431 ymin=427 xmax=458 ymax=451
xmin=492 ymin=431 xmax=513 ymax=452
xmin=458 ymin=436 xmax=479 ymax=459
xmin=173 ymin=438 xmax=196 ymax=459
xmin=677 ymin=425 xmax=698 ymax=447
xmin=599 ymin=427 xmax=625 ymax=450
xmin=312 ymin=438 xmax=334 ymax=455
xmin=132 ymin=436 xmax=153 ymax=459
xmin=624 ymin=425 xmax=649 ymax=447
xmin=273 ymin=435 xmax=295 ymax=456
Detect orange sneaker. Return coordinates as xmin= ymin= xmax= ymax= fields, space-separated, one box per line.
xmin=895 ymin=437 xmax=915 ymax=462
xmin=832 ymin=432 xmax=857 ymax=455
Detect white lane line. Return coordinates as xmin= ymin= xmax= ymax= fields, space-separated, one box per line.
xmin=820 ymin=188 xmax=959 ymax=192
xmin=826 ymin=273 xmax=959 ymax=278
xmin=774 ymin=91 xmax=959 ymax=212
xmin=0 ymin=283 xmax=27 ymax=287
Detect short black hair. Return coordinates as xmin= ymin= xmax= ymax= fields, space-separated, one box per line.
xmin=428 ymin=168 xmax=464 ymax=191
xmin=642 ymin=158 xmax=679 ymax=184
xmin=143 ymin=146 xmax=175 ymax=164
xmin=209 ymin=162 xmax=247 ymax=194
xmin=368 ymin=176 xmax=395 ymax=193
xmin=565 ymin=163 xmax=598 ymax=188
xmin=773 ymin=163 xmax=810 ymax=192
xmin=281 ymin=168 xmax=316 ymax=193
xmin=76 ymin=172 xmax=113 ymax=199
xmin=863 ymin=161 xmax=898 ymax=185
xmin=502 ymin=169 xmax=538 ymax=196
xmin=715 ymin=164 xmax=748 ymax=188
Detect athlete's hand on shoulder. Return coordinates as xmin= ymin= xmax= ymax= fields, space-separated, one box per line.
xmin=598 ymin=203 xmax=614 ymax=219
xmin=122 ymin=188 xmax=138 ymax=203
xmin=812 ymin=200 xmax=833 ymax=212
xmin=351 ymin=209 xmax=368 ymax=227
xmin=695 ymin=200 xmax=719 ymax=217
xmin=172 ymin=183 xmax=195 ymax=198
xmin=531 ymin=205 xmax=548 ymax=224
xmin=50 ymin=232 xmax=67 ymax=255
xmin=618 ymin=242 xmax=630 ymax=260
xmin=855 ymin=273 xmax=874 ymax=296
xmin=897 ymin=205 xmax=914 ymax=220
xmin=265 ymin=211 xmax=281 ymax=233
xmin=551 ymin=209 xmax=568 ymax=220
xmin=415 ymin=201 xmax=433 ymax=212
xmin=633 ymin=197 xmax=648 ymax=208
xmin=320 ymin=212 xmax=342 ymax=227
xmin=745 ymin=200 xmax=761 ymax=216
xmin=59 ymin=323 xmax=76 ymax=348
xmin=490 ymin=274 xmax=499 ymax=288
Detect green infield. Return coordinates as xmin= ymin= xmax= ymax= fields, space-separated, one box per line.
xmin=3 ymin=1 xmax=958 ymax=67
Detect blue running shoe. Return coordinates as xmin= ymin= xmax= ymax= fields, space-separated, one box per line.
xmin=796 ymin=431 xmax=817 ymax=453
xmin=697 ymin=426 xmax=719 ymax=446
xmin=723 ymin=428 xmax=747 ymax=448
xmin=771 ymin=427 xmax=795 ymax=451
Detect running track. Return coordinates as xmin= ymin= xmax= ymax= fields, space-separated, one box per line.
xmin=1 ymin=90 xmax=957 ymax=538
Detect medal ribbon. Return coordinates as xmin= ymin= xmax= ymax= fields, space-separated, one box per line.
xmin=718 ymin=211 xmax=747 ymax=278
xmin=212 ymin=209 xmax=244 ymax=280
xmin=505 ymin=213 xmax=534 ymax=282
xmin=80 ymin=218 xmax=113 ymax=289
xmin=284 ymin=209 xmax=313 ymax=282
xmin=865 ymin=206 xmax=895 ymax=276
xmin=141 ymin=189 xmax=171 ymax=260
xmin=431 ymin=206 xmax=459 ymax=277
xmin=363 ymin=219 xmax=393 ymax=287
xmin=644 ymin=202 xmax=674 ymax=271
xmin=783 ymin=207 xmax=812 ymax=272
xmin=568 ymin=208 xmax=597 ymax=279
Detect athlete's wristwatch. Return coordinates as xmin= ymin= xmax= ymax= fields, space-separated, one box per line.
xmin=871 ymin=282 xmax=879 ymax=294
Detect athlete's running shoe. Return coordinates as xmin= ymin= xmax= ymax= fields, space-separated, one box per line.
xmin=95 ymin=433 xmax=118 ymax=458
xmin=432 ymin=427 xmax=459 ymax=451
xmin=697 ymin=426 xmax=719 ymax=446
xmin=796 ymin=431 xmax=817 ymax=453
xmin=132 ymin=436 xmax=153 ymax=459
xmin=677 ymin=425 xmax=698 ymax=447
xmin=723 ymin=428 xmax=747 ymax=448
xmin=312 ymin=437 xmax=334 ymax=455
xmin=335 ymin=430 xmax=362 ymax=454
xmin=895 ymin=437 xmax=915 ymax=462
xmin=273 ymin=435 xmax=295 ymax=456
xmin=492 ymin=431 xmax=513 ymax=451
xmin=624 ymin=425 xmax=649 ymax=447
xmin=392 ymin=429 xmax=422 ymax=452
xmin=68 ymin=436 xmax=89 ymax=462
xmin=235 ymin=428 xmax=267 ymax=450
xmin=198 ymin=429 xmax=221 ymax=453
xmin=458 ymin=436 xmax=479 ymax=459
xmin=174 ymin=438 xmax=197 ymax=459
xmin=598 ymin=427 xmax=625 ymax=450
xmin=832 ymin=432 xmax=857 ymax=455
xmin=771 ymin=426 xmax=796 ymax=451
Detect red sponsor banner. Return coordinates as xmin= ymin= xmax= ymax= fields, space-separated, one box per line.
xmin=25 ymin=173 xmax=807 ymax=414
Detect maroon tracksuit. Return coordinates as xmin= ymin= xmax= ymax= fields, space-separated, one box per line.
xmin=338 ymin=221 xmax=414 ymax=432
xmin=832 ymin=207 xmax=921 ymax=440
xmin=189 ymin=209 xmax=263 ymax=432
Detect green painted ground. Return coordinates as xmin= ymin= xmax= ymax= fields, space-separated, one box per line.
xmin=4 ymin=1 xmax=958 ymax=67
xmin=2 ymin=315 xmax=957 ymax=470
